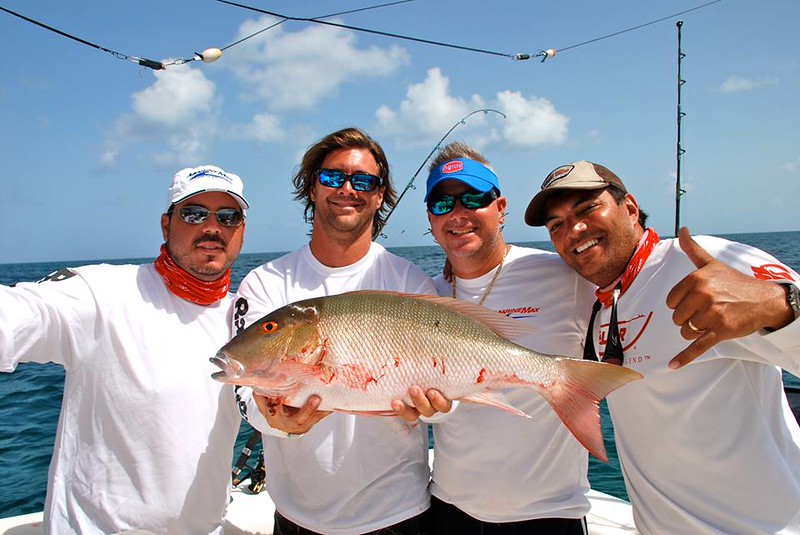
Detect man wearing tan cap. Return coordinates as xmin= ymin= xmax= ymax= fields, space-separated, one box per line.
xmin=526 ymin=160 xmax=800 ymax=533
xmin=0 ymin=165 xmax=248 ymax=534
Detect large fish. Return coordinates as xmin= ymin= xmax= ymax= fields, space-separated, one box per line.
xmin=212 ymin=290 xmax=641 ymax=461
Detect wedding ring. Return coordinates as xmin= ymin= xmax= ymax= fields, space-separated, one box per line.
xmin=687 ymin=319 xmax=703 ymax=333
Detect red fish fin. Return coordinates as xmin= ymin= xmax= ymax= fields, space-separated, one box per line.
xmin=459 ymin=391 xmax=531 ymax=418
xmin=542 ymin=359 xmax=642 ymax=462
xmin=343 ymin=290 xmax=536 ymax=340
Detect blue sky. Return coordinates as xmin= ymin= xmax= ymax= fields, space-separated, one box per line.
xmin=1 ymin=0 xmax=798 ymax=264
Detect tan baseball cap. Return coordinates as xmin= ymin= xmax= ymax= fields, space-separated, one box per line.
xmin=524 ymin=161 xmax=626 ymax=226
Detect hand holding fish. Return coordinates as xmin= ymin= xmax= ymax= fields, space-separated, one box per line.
xmin=392 ymin=386 xmax=452 ymax=422
xmin=212 ymin=290 xmax=642 ymax=461
xmin=254 ymin=393 xmax=331 ymax=436
xmin=667 ymin=227 xmax=795 ymax=369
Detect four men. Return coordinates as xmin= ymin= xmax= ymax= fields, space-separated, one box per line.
xmin=4 ymin=137 xmax=799 ymax=534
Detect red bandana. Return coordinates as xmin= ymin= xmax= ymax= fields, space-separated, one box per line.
xmin=596 ymin=228 xmax=659 ymax=307
xmin=154 ymin=244 xmax=231 ymax=306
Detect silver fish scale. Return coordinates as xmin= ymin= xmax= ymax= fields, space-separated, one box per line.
xmin=296 ymin=292 xmax=563 ymax=411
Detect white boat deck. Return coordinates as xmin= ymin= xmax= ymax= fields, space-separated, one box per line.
xmin=1 ymin=448 xmax=637 ymax=534
xmin=0 ymin=485 xmax=636 ymax=535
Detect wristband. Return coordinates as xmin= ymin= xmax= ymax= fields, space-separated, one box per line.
xmin=784 ymin=283 xmax=800 ymax=321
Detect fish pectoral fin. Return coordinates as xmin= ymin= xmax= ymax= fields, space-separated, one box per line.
xmin=278 ymin=361 xmax=337 ymax=384
xmin=459 ymin=392 xmax=530 ymax=418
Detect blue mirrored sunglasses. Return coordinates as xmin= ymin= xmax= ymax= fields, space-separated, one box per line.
xmin=317 ymin=169 xmax=384 ymax=192
xmin=426 ymin=189 xmax=498 ymax=216
xmin=171 ymin=205 xmax=245 ymax=227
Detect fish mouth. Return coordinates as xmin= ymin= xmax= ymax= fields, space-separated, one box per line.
xmin=210 ymin=352 xmax=246 ymax=381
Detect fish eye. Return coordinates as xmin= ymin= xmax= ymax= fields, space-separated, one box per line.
xmin=261 ymin=321 xmax=279 ymax=334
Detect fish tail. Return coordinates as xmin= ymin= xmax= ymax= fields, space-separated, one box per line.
xmin=542 ymin=359 xmax=642 ymax=462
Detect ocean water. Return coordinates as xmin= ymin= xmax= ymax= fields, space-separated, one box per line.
xmin=1 ymin=231 xmax=798 ymax=518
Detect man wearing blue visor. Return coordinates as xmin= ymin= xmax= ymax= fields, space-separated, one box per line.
xmin=406 ymin=142 xmax=596 ymax=534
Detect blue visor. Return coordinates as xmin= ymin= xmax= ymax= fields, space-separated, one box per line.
xmin=425 ymin=158 xmax=501 ymax=201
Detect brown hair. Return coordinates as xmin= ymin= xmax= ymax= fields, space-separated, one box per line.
xmin=429 ymin=141 xmax=491 ymax=171
xmin=292 ymin=127 xmax=395 ymax=239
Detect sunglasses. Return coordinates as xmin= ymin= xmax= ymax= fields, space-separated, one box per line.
xmin=172 ymin=205 xmax=245 ymax=227
xmin=583 ymin=284 xmax=623 ymax=365
xmin=317 ymin=169 xmax=384 ymax=192
xmin=426 ymin=189 xmax=498 ymax=216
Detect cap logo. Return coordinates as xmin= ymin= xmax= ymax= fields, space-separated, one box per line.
xmin=442 ymin=161 xmax=464 ymax=174
xmin=187 ymin=168 xmax=233 ymax=184
xmin=541 ymin=164 xmax=574 ymax=189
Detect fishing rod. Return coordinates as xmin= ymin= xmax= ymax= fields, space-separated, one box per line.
xmin=375 ymin=108 xmax=507 ymax=240
xmin=231 ymin=428 xmax=262 ymax=486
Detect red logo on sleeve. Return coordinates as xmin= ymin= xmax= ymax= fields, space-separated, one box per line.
xmin=751 ymin=264 xmax=796 ymax=282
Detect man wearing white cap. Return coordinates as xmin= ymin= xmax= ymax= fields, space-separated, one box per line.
xmin=526 ymin=160 xmax=800 ymax=534
xmin=0 ymin=165 xmax=248 ymax=534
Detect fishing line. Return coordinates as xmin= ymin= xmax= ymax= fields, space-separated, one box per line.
xmin=556 ymin=0 xmax=723 ymax=53
xmin=0 ymin=5 xmax=171 ymax=70
xmin=2 ymin=0 xmax=722 ymax=69
xmin=217 ymin=0 xmax=516 ymax=59
xmin=376 ymin=108 xmax=507 ymax=240
xmin=219 ymin=0 xmax=416 ymax=52
xmin=216 ymin=0 xmax=723 ymax=62
xmin=0 ymin=0 xmax=416 ymax=69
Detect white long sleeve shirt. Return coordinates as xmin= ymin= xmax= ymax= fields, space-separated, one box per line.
xmin=0 ymin=263 xmax=240 ymax=535
xmin=593 ymin=236 xmax=800 ymax=534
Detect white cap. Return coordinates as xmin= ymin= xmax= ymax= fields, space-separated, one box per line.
xmin=166 ymin=165 xmax=249 ymax=212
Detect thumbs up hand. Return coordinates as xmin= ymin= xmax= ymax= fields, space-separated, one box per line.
xmin=666 ymin=228 xmax=793 ymax=369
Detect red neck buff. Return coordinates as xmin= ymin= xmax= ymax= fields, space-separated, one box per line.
xmin=154 ymin=244 xmax=230 ymax=306
xmin=596 ymin=228 xmax=659 ymax=307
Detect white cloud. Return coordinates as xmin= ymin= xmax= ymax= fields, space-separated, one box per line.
xmin=376 ymin=68 xmax=486 ymax=142
xmin=780 ymin=157 xmax=800 ymax=172
xmin=101 ymin=66 xmax=221 ymax=168
xmin=495 ymin=90 xmax=568 ymax=146
xmin=132 ymin=66 xmax=218 ymax=127
xmin=99 ymin=149 xmax=117 ymax=167
xmin=237 ymin=113 xmax=285 ymax=143
xmin=376 ymin=68 xmax=569 ymax=148
xmin=153 ymin=126 xmax=213 ymax=168
xmin=717 ymin=75 xmax=778 ymax=93
xmin=226 ymin=15 xmax=409 ymax=110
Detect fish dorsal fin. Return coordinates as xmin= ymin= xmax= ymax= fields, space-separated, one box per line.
xmin=342 ymin=290 xmax=536 ymax=340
